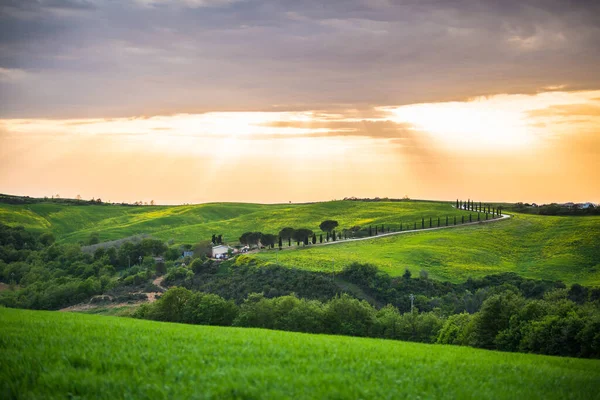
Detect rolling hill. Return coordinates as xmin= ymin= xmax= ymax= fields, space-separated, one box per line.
xmin=251 ymin=213 xmax=600 ymax=285
xmin=1 ymin=308 xmax=599 ymax=399
xmin=0 ymin=199 xmax=472 ymax=244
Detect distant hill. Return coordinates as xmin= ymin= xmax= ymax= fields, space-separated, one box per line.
xmin=0 ymin=198 xmax=471 ymax=245
xmin=2 ymin=308 xmax=599 ymax=399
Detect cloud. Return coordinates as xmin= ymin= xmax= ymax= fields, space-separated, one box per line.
xmin=527 ymin=103 xmax=600 ymax=118
xmin=1 ymin=0 xmax=600 ymax=117
xmin=0 ymin=67 xmax=30 ymax=82
xmin=258 ymin=119 xmax=419 ymax=140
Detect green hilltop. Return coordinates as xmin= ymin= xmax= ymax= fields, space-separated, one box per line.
xmin=2 ymin=308 xmax=599 ymax=400
xmin=252 ymin=213 xmax=600 ymax=285
xmin=0 ymin=199 xmax=472 ymax=244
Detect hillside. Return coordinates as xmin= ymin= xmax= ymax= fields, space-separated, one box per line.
xmin=1 ymin=308 xmax=599 ymax=399
xmin=251 ymin=213 xmax=600 ymax=285
xmin=0 ymin=200 xmax=472 ymax=244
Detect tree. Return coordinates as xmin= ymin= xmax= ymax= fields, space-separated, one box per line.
xmin=39 ymin=232 xmax=55 ymax=247
xmin=471 ymin=291 xmax=524 ymax=349
xmin=87 ymin=232 xmax=100 ymax=245
xmin=193 ymin=240 xmax=212 ymax=259
xmin=332 ymin=230 xmax=336 ymax=241
xmin=278 ymin=236 xmax=283 ymax=249
xmin=155 ymin=260 xmax=167 ymax=275
xmin=319 ymin=220 xmax=339 ymax=233
xmin=150 ymin=200 xmax=155 ymax=206
xmin=421 ymin=218 xmax=424 ymax=229
xmin=240 ymin=232 xmax=262 ymax=247
xmin=217 ymin=235 xmax=223 ymax=244
xmin=403 ymin=269 xmax=412 ymax=279
xmin=312 ymin=234 xmax=317 ymax=245
xmin=293 ymin=228 xmax=313 ymax=245
xmin=260 ymin=233 xmax=277 ymax=249
xmin=278 ymin=227 xmax=295 ymax=241
xmin=211 ymin=234 xmax=217 ymax=245
xmin=456 ymin=199 xmax=459 ymax=208
xmin=369 ymin=226 xmax=373 ymax=236
xmin=319 ymin=234 xmax=323 ymax=243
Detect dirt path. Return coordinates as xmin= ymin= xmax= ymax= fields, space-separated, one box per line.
xmin=60 ymin=277 xmax=168 ymax=313
xmin=153 ymin=276 xmax=167 ymax=291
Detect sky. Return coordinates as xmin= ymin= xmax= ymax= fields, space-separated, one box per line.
xmin=0 ymin=0 xmax=599 ymax=204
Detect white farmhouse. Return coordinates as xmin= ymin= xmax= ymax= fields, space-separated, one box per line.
xmin=211 ymin=245 xmax=231 ymax=258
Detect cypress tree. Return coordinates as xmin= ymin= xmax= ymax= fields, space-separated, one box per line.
xmin=278 ymin=236 xmax=282 ymax=249
xmin=438 ymin=217 xmax=440 ymax=227
xmin=421 ymin=218 xmax=425 ymax=229
xmin=319 ymin=234 xmax=323 ymax=243
xmin=456 ymin=199 xmax=459 ymax=208
xmin=375 ymin=226 xmax=378 ymax=235
xmin=304 ymin=236 xmax=309 ymax=246
xmin=332 ymin=230 xmax=336 ymax=241
xmin=381 ymin=224 xmax=384 ymax=233
xmin=326 ymin=232 xmax=330 ymax=241
xmin=288 ymin=238 xmax=291 ymax=247
xmin=446 ymin=216 xmax=448 ymax=226
xmin=312 ymin=233 xmax=317 ymax=245
xmin=429 ymin=217 xmax=432 ymax=227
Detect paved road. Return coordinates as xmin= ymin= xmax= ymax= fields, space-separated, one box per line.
xmin=267 ymin=208 xmax=511 ymax=252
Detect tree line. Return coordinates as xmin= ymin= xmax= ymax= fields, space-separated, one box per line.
xmin=135 ymin=282 xmax=600 ymax=358
xmin=237 ymin=212 xmax=498 ymax=250
xmin=456 ymin=198 xmax=502 ymax=217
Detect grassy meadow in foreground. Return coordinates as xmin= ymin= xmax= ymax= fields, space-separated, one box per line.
xmin=251 ymin=213 xmax=600 ymax=285
xmin=0 ymin=200 xmax=471 ymax=244
xmin=2 ymin=308 xmax=600 ymax=400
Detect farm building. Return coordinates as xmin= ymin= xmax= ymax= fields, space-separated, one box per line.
xmin=211 ymin=245 xmax=231 ymax=258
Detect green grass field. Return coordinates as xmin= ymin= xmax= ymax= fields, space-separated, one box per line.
xmin=2 ymin=308 xmax=599 ymax=399
xmin=252 ymin=213 xmax=600 ymax=286
xmin=0 ymin=200 xmax=471 ymax=244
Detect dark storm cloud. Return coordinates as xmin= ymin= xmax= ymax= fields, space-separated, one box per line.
xmin=1 ymin=0 xmax=599 ymax=117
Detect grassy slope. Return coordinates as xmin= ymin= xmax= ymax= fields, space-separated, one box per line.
xmin=1 ymin=308 xmax=599 ymax=400
xmin=252 ymin=213 xmax=600 ymax=285
xmin=0 ymin=200 xmax=471 ymax=244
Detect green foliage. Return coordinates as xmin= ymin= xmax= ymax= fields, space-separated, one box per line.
xmin=319 ymin=220 xmax=339 ymax=233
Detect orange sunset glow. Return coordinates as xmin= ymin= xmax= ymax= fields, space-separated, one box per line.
xmin=1 ymin=1 xmax=599 ymax=205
